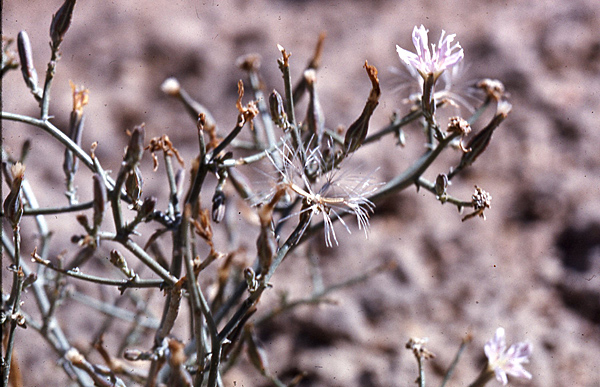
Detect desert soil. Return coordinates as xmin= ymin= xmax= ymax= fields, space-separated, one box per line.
xmin=2 ymin=0 xmax=600 ymax=386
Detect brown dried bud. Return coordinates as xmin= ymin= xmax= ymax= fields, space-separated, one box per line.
xmin=23 ymin=273 xmax=38 ymax=288
xmin=139 ymin=196 xmax=157 ymax=219
xmin=92 ymin=173 xmax=107 ymax=229
xmin=450 ymin=102 xmax=511 ymax=179
xmin=344 ymin=61 xmax=381 ymax=154
xmin=17 ymin=31 xmax=38 ymax=92
xmin=124 ymin=125 xmax=145 ymax=167
xmin=211 ymin=190 xmax=226 ymax=223
xmin=125 ymin=167 xmax=143 ymax=203
xmin=244 ymin=267 xmax=258 ymax=292
xmin=167 ymin=339 xmax=186 ymax=368
xmin=3 ymin=163 xmax=25 ymax=229
xmin=20 ymin=140 xmax=32 ymax=163
xmin=269 ymin=89 xmax=287 ymax=128
xmin=50 ymin=0 xmax=77 ymax=49
xmin=123 ymin=349 xmax=142 ymax=361
xmin=76 ymin=214 xmax=89 ymax=230
xmin=256 ymin=217 xmax=277 ymax=275
xmin=110 ymin=250 xmax=134 ymax=278
xmin=246 ymin=328 xmax=269 ymax=375
xmin=109 ymin=249 xmax=125 ymax=267
xmin=236 ymin=53 xmax=261 ymax=72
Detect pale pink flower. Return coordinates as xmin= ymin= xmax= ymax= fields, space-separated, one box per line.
xmin=484 ymin=327 xmax=533 ymax=385
xmin=396 ymin=25 xmax=464 ymax=82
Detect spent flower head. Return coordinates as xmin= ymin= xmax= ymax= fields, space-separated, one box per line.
xmin=396 ymin=25 xmax=464 ymax=83
xmin=266 ymin=138 xmax=378 ymax=247
xmin=484 ymin=327 xmax=533 ymax=385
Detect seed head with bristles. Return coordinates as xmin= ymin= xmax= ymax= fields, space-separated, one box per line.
xmin=264 ymin=138 xmax=379 ymax=247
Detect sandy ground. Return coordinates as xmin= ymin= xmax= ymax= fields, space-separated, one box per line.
xmin=2 ymin=0 xmax=600 ymax=386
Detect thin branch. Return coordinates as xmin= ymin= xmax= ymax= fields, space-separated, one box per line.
xmin=440 ymin=335 xmax=471 ymax=387
xmin=256 ymin=260 xmax=392 ymax=325
xmin=31 ymin=250 xmax=165 ymax=290
xmin=2 ymin=228 xmax=23 ymax=386
xmin=68 ymin=291 xmax=160 ymax=329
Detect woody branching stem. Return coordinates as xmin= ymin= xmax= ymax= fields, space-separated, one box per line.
xmin=1 ymin=7 xmax=511 ymax=386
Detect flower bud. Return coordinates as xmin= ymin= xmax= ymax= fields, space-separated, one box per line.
xmin=211 ymin=190 xmax=226 ymax=224
xmin=124 ymin=125 xmax=145 ymax=168
xmin=125 ymin=167 xmax=143 ymax=203
xmin=304 ymin=69 xmax=325 ymax=144
xmin=50 ymin=0 xmax=77 ymax=49
xmin=92 ymin=173 xmax=107 ymax=229
xmin=23 ymin=273 xmax=37 ymax=289
xmin=3 ymin=163 xmax=25 ymax=229
xmin=344 ymin=62 xmax=380 ymax=154
xmin=450 ymin=102 xmax=511 ymax=179
xmin=269 ymin=89 xmax=287 ymax=128
xmin=396 ymin=128 xmax=406 ymax=147
xmin=17 ymin=31 xmax=38 ymax=93
xmin=63 ymin=82 xmax=87 ymax=181
xmin=435 ymin=173 xmax=448 ymax=198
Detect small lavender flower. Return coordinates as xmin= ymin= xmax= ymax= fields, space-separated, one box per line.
xmin=484 ymin=327 xmax=533 ymax=385
xmin=396 ymin=25 xmax=464 ymax=83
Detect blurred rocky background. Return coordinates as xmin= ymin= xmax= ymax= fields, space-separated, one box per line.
xmin=3 ymin=0 xmax=600 ymax=386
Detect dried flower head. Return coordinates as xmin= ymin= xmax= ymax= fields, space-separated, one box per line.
xmin=396 ymin=25 xmax=464 ymax=83
xmin=447 ymin=116 xmax=471 ymax=136
xmin=461 ymin=186 xmax=492 ymax=221
xmin=477 ymin=78 xmax=506 ymax=101
xmin=484 ymin=327 xmax=533 ymax=385
xmin=405 ymin=337 xmax=435 ymax=360
xmin=266 ymin=139 xmax=378 ymax=247
xmin=447 ymin=116 xmax=471 ymax=152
